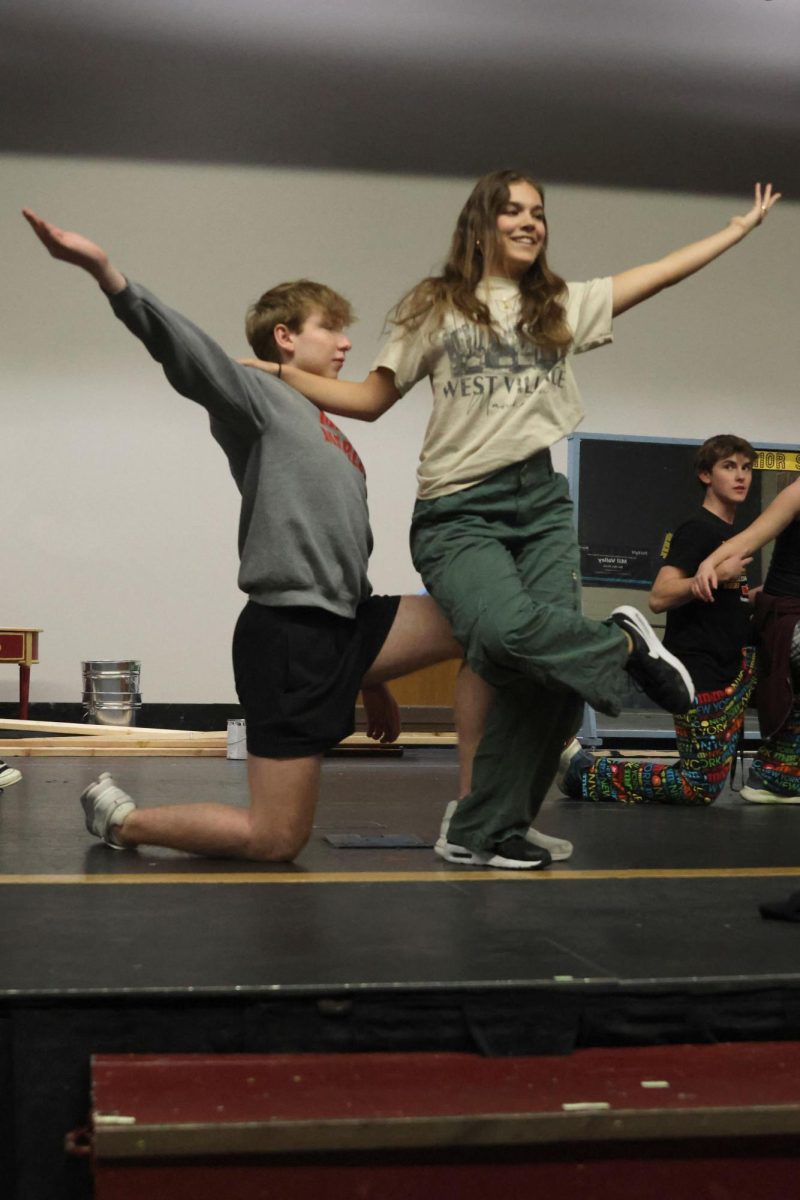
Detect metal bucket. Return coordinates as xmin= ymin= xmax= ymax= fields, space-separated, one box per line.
xmin=226 ymin=718 xmax=247 ymax=760
xmin=81 ymin=660 xmax=142 ymax=727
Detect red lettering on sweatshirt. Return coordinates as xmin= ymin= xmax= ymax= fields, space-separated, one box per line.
xmin=319 ymin=412 xmax=365 ymax=476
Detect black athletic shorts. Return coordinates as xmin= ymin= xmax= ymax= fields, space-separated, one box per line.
xmin=232 ymin=596 xmax=401 ymax=758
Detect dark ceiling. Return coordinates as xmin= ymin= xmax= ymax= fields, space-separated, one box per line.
xmin=2 ymin=0 xmax=797 ymax=194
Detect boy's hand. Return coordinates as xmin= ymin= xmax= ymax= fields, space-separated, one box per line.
xmin=22 ymin=209 xmax=126 ymax=293
xmin=691 ymin=563 xmax=718 ymax=602
xmin=691 ymin=551 xmax=753 ymax=602
xmin=361 ymin=683 xmax=401 ymax=744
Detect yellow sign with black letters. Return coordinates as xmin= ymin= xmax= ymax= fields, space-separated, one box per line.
xmin=753 ymin=450 xmax=800 ymax=472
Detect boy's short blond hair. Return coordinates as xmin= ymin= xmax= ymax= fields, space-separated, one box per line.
xmin=245 ymin=280 xmax=354 ymax=362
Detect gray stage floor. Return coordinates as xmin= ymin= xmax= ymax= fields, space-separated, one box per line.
xmin=0 ymin=746 xmax=798 ymax=873
xmin=1 ymin=749 xmax=800 ymax=996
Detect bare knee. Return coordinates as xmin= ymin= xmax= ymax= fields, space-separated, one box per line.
xmin=245 ymin=824 xmax=311 ymax=862
xmin=245 ymin=752 xmax=321 ymax=862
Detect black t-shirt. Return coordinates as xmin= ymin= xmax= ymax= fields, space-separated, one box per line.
xmin=765 ymin=518 xmax=800 ymax=598
xmin=662 ymin=508 xmax=752 ymax=692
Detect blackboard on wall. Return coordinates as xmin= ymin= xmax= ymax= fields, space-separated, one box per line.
xmin=568 ymin=434 xmax=765 ymax=591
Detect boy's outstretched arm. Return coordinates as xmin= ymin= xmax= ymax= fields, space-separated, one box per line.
xmin=22 ymin=209 xmax=127 ymax=294
xmin=22 ymin=209 xmax=275 ymax=429
xmin=611 ymin=183 xmax=780 ymax=317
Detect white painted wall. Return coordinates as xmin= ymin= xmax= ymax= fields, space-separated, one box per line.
xmin=2 ymin=155 xmax=797 ymax=702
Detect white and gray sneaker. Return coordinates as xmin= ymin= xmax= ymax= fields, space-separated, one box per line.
xmin=0 ymin=760 xmax=22 ymax=789
xmin=436 ymin=835 xmax=551 ymax=869
xmin=741 ymin=772 xmax=800 ymax=805
xmin=80 ymin=772 xmax=136 ymax=848
xmin=436 ymin=799 xmax=569 ymax=866
xmin=611 ymin=605 xmax=695 ymax=715
xmin=524 ymin=826 xmax=573 ymax=862
xmin=556 ymin=737 xmax=597 ymax=800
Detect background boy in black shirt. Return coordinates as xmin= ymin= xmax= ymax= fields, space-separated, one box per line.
xmin=561 ymin=433 xmax=756 ymax=804
xmin=694 ymin=476 xmax=800 ymax=804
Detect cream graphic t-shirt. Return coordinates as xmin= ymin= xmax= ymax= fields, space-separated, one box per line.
xmin=373 ymin=276 xmax=613 ymax=499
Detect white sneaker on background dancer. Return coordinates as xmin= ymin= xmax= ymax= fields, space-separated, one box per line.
xmin=556 ymin=738 xmax=597 ymax=799
xmin=0 ymin=760 xmax=22 ymax=790
xmin=740 ymin=772 xmax=800 ymax=805
xmin=80 ymin=772 xmax=136 ymax=848
xmin=610 ymin=605 xmax=695 ymax=715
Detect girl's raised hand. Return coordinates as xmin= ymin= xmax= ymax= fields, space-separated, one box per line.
xmin=730 ymin=183 xmax=781 ymax=238
xmin=238 ymin=356 xmax=280 ymax=375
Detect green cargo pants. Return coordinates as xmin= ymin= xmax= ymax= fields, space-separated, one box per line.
xmin=411 ymin=450 xmax=630 ymax=852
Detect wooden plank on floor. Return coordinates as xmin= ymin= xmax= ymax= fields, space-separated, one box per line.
xmin=0 ymin=731 xmax=453 ymax=755
xmin=1 ymin=746 xmax=226 ymax=757
xmin=1 ymin=736 xmax=227 ymax=747
xmin=0 ymin=718 xmax=222 ymax=738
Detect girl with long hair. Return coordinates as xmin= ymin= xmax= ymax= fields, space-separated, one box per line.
xmin=246 ymin=171 xmax=779 ymax=868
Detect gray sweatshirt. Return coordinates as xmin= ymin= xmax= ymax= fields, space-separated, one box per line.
xmin=109 ymin=281 xmax=373 ymax=616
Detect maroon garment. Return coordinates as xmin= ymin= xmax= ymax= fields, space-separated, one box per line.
xmin=753 ymin=590 xmax=800 ymax=738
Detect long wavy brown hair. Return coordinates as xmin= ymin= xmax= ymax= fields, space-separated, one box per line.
xmin=392 ymin=170 xmax=572 ymax=358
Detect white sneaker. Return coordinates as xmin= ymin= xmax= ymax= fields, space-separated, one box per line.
xmin=80 ymin=772 xmax=136 ymax=848
xmin=556 ymin=738 xmax=585 ymax=790
xmin=0 ymin=760 xmax=22 ymax=789
xmin=437 ymin=799 xmax=572 ymax=863
xmin=741 ymin=781 xmax=800 ymax=805
xmin=435 ymin=834 xmax=551 ymax=869
xmin=435 ymin=800 xmax=460 ymax=857
xmin=555 ymin=737 xmax=597 ymax=800
xmin=524 ymin=826 xmax=573 ymax=862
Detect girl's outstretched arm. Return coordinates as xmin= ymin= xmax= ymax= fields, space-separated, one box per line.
xmin=692 ymin=477 xmax=800 ymax=602
xmin=239 ymin=358 xmax=400 ymax=421
xmin=611 ymin=183 xmax=780 ymax=317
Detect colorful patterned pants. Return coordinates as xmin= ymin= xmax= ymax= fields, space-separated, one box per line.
xmin=749 ymin=705 xmax=800 ymax=796
xmin=580 ymin=648 xmax=756 ymax=806
xmin=749 ymin=621 xmax=800 ymax=796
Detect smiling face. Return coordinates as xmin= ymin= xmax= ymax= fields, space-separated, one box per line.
xmin=277 ymin=308 xmax=352 ymax=379
xmin=485 ymin=180 xmax=547 ymax=280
